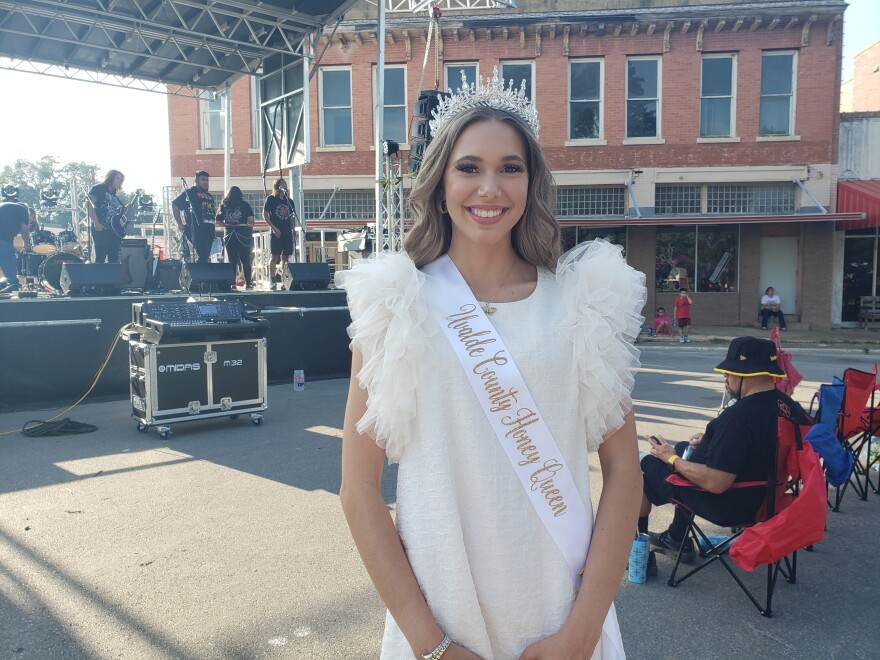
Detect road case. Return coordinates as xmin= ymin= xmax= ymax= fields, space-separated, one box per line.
xmin=128 ymin=337 xmax=267 ymax=438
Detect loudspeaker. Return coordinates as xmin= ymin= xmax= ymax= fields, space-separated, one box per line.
xmin=60 ymin=263 xmax=124 ymax=296
xmin=156 ymin=259 xmax=183 ymax=292
xmin=282 ymin=263 xmax=331 ymax=290
xmin=408 ymin=90 xmax=451 ymax=175
xmin=120 ymin=241 xmax=153 ymax=290
xmin=180 ymin=262 xmax=236 ymax=293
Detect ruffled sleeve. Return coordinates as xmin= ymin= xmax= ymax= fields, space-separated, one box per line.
xmin=557 ymin=240 xmax=646 ymax=451
xmin=334 ymin=253 xmax=433 ymax=462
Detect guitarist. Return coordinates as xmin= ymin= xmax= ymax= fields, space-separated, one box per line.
xmin=172 ymin=171 xmax=217 ymax=263
xmin=88 ymin=169 xmax=127 ymax=263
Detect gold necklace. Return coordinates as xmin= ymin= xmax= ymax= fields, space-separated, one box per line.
xmin=472 ymin=259 xmax=517 ymax=316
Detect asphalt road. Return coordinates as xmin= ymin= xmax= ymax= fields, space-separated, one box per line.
xmin=1 ymin=346 xmax=877 ymax=659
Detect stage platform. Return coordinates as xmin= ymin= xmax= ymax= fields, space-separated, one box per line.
xmin=0 ymin=290 xmax=351 ymax=409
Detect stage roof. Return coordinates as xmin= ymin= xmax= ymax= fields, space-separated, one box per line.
xmin=0 ymin=0 xmax=360 ymax=96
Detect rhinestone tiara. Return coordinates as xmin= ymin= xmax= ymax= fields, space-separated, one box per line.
xmin=429 ymin=65 xmax=540 ymax=139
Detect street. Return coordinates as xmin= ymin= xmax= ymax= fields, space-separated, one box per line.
xmin=0 ymin=346 xmax=877 ymax=659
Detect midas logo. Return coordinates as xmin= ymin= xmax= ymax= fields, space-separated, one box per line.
xmin=158 ymin=363 xmax=201 ymax=373
xmin=222 ymin=359 xmax=243 ymax=367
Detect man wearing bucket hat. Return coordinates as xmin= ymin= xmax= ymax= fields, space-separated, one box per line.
xmin=637 ymin=337 xmax=809 ymax=574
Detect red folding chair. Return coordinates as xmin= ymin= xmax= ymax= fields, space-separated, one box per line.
xmin=663 ymin=416 xmax=823 ymax=617
xmin=839 ymin=366 xmax=879 ymax=502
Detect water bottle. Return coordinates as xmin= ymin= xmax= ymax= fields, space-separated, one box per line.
xmin=293 ymin=369 xmax=305 ymax=391
xmin=647 ymin=327 xmax=653 ymax=337
xmin=628 ymin=533 xmax=650 ymax=583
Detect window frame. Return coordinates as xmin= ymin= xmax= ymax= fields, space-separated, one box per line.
xmin=759 ymin=50 xmax=798 ymax=137
xmin=700 ymin=53 xmax=737 ymax=138
xmin=319 ymin=66 xmax=354 ymax=147
xmin=444 ymin=62 xmax=479 ymax=91
xmin=567 ymin=57 xmax=604 ymax=142
xmin=372 ymin=63 xmax=408 ymax=146
xmin=199 ymin=95 xmax=227 ymax=150
xmin=655 ymin=225 xmax=741 ymax=293
xmin=250 ymin=77 xmax=261 ymax=149
xmin=625 ymin=55 xmax=662 ymax=140
xmin=500 ymin=59 xmax=535 ymax=101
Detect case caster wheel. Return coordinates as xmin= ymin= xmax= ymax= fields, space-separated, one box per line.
xmin=136 ymin=422 xmax=148 ymax=432
xmin=250 ymin=413 xmax=264 ymax=426
xmin=229 ymin=414 xmax=239 ymax=421
xmin=157 ymin=426 xmax=172 ymax=439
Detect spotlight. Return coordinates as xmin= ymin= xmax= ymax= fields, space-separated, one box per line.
xmin=138 ymin=194 xmax=155 ymax=212
xmin=40 ymin=188 xmax=60 ymax=208
xmin=382 ymin=139 xmax=400 ymax=157
xmin=1 ymin=185 xmax=19 ymax=202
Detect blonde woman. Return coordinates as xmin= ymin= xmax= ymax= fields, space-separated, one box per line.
xmin=337 ymin=72 xmax=645 ymax=660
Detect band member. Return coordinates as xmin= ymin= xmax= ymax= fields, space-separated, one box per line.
xmin=263 ymin=178 xmax=296 ymax=288
xmin=215 ymin=186 xmax=255 ymax=289
xmin=172 ymin=171 xmax=217 ymax=263
xmin=0 ymin=201 xmax=29 ymax=290
xmin=88 ymin=170 xmax=126 ymax=263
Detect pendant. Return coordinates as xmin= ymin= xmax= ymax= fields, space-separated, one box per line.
xmin=481 ymin=301 xmax=496 ymax=316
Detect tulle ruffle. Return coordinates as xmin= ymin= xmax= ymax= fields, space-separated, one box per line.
xmin=557 ymin=240 xmax=646 ymax=451
xmin=335 ymin=254 xmax=432 ymax=462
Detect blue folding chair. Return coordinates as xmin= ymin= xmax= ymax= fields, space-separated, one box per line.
xmin=809 ymin=379 xmax=856 ymax=511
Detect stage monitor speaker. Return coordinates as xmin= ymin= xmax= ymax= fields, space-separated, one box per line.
xmin=283 ymin=263 xmax=331 ymax=290
xmin=180 ymin=262 xmax=236 ymax=293
xmin=60 ymin=263 xmax=124 ymax=297
xmin=156 ymin=259 xmax=183 ymax=292
xmin=120 ymin=241 xmax=153 ymax=290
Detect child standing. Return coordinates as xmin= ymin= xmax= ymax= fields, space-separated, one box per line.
xmin=674 ymin=287 xmax=693 ymax=343
xmin=653 ymin=307 xmax=673 ymax=336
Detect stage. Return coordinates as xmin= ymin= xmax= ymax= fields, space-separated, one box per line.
xmin=0 ymin=289 xmax=352 ymax=409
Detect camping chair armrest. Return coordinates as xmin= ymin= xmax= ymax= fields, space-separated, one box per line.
xmin=666 ymin=474 xmax=768 ymax=490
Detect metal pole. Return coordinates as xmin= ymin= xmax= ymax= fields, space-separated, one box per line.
xmin=374 ymin=0 xmax=385 ymax=250
xmin=223 ymin=84 xmax=231 ymax=194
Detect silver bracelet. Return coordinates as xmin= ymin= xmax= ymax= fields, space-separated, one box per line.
xmin=422 ymin=634 xmax=452 ymax=660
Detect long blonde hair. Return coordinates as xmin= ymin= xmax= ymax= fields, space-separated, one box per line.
xmin=405 ymin=106 xmax=559 ymax=270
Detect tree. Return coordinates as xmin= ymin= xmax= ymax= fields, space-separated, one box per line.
xmin=0 ymin=156 xmax=135 ymax=228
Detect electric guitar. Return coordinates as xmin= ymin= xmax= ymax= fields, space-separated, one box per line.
xmin=109 ymin=190 xmax=143 ymax=239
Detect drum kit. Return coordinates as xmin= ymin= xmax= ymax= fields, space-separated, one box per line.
xmin=16 ymin=227 xmax=85 ymax=293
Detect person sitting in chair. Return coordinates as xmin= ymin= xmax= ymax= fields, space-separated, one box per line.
xmin=761 ymin=287 xmax=787 ymax=330
xmin=638 ymin=336 xmax=809 ymax=576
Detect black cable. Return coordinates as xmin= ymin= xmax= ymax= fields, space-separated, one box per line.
xmin=21 ymin=418 xmax=99 ymax=437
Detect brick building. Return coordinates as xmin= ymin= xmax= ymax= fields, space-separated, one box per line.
xmin=167 ymin=0 xmax=860 ymax=329
xmin=840 ymin=40 xmax=880 ymax=112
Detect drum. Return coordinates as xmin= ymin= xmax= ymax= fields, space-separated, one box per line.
xmin=57 ymin=230 xmax=79 ymax=253
xmin=30 ymin=229 xmax=56 ymax=255
xmin=40 ymin=252 xmax=83 ymax=292
xmin=16 ymin=251 xmax=46 ymax=279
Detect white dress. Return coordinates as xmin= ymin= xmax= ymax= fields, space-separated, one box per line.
xmin=336 ymin=241 xmax=646 ymax=660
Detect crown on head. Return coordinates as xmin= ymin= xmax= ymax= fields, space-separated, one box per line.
xmin=429 ymin=66 xmax=540 ymax=139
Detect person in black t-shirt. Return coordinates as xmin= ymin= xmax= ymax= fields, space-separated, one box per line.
xmin=88 ymin=169 xmax=126 ymax=263
xmin=172 ymin=171 xmax=217 ymax=263
xmin=0 ymin=202 xmax=29 ymax=288
xmin=263 ymin=178 xmax=296 ymax=287
xmin=638 ymin=337 xmax=809 ymax=572
xmin=215 ymin=186 xmax=255 ymax=289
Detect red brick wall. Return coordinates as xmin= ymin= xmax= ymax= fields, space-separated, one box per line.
xmin=852 ymin=41 xmax=880 ymax=112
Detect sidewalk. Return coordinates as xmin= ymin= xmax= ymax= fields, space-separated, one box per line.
xmin=637 ymin=324 xmax=880 ymax=352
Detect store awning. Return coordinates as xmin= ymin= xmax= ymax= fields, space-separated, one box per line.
xmin=558 ymin=212 xmax=865 ymax=227
xmin=837 ymin=180 xmax=880 ymax=230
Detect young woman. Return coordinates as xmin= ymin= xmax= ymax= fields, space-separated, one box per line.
xmin=338 ymin=72 xmax=645 ymax=660
xmin=215 ymin=186 xmax=255 ymax=289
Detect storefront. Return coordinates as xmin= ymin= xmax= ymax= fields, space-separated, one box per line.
xmin=837 ymin=181 xmax=880 ymax=323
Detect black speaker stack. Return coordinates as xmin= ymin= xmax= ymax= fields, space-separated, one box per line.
xmin=282 ymin=263 xmax=331 ymax=290
xmin=180 ymin=262 xmax=236 ymax=294
xmin=60 ymin=263 xmax=125 ymax=297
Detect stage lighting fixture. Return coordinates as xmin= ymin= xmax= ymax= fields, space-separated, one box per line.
xmin=382 ymin=140 xmax=400 ymax=157
xmin=40 ymin=188 xmax=60 ymax=208
xmin=1 ymin=185 xmax=19 ymax=202
xmin=138 ymin=194 xmax=155 ymax=212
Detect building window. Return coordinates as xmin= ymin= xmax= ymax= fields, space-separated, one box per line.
xmin=251 ymin=78 xmax=261 ymax=148
xmin=626 ymin=57 xmax=660 ymax=139
xmin=759 ymin=52 xmax=796 ymax=136
xmin=303 ymin=190 xmax=374 ymax=220
xmin=656 ymin=185 xmax=702 ymax=215
xmin=501 ymin=61 xmax=533 ymax=100
xmin=842 ymin=228 xmax=880 ymax=322
xmin=374 ymin=65 xmax=407 ymax=144
xmin=561 ymin=226 xmax=627 ymax=254
xmin=656 ymin=225 xmax=739 ymax=293
xmin=707 ymin=184 xmax=796 ymax=214
xmin=200 ymin=95 xmax=226 ymax=150
xmin=445 ymin=62 xmax=477 ymax=91
xmin=320 ymin=68 xmax=353 ymax=146
xmin=701 ymin=54 xmax=736 ymax=137
xmin=569 ymin=59 xmax=602 ymax=140
xmin=557 ymin=186 xmax=625 ymax=217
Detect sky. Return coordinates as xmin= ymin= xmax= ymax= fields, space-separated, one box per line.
xmin=0 ymin=0 xmax=877 ymax=200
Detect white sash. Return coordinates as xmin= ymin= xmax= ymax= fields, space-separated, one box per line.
xmin=421 ymin=255 xmax=624 ymax=659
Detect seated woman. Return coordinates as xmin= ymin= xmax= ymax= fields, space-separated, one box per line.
xmin=760 ymin=287 xmax=787 ymax=330
xmin=653 ymin=307 xmax=673 ymax=336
